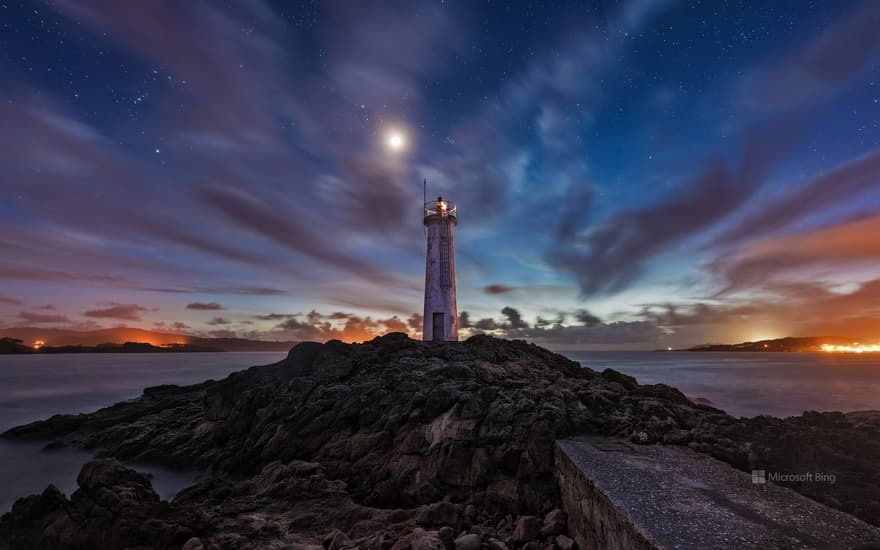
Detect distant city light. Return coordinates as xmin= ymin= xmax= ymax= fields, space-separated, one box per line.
xmin=32 ymin=339 xmax=45 ymax=350
xmin=820 ymin=342 xmax=880 ymax=353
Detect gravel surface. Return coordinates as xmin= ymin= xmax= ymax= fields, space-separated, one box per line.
xmin=557 ymin=436 xmax=880 ymax=549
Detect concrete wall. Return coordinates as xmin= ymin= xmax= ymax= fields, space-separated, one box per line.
xmin=555 ymin=443 xmax=656 ymax=550
xmin=423 ymin=214 xmax=458 ymax=341
xmin=555 ymin=437 xmax=880 ymax=550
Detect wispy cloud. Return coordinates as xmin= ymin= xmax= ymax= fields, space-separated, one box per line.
xmin=17 ymin=311 xmax=70 ymax=324
xmin=83 ymin=303 xmax=150 ymax=321
xmin=711 ymin=150 xmax=880 ymax=248
xmin=185 ymin=302 xmax=225 ymax=311
xmin=0 ymin=294 xmax=23 ymax=306
xmin=206 ymin=317 xmax=231 ymax=326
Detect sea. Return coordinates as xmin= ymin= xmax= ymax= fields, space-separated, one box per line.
xmin=1 ymin=350 xmax=879 ymax=514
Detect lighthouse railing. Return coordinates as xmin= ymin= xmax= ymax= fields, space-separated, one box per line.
xmin=424 ymin=200 xmax=457 ymax=219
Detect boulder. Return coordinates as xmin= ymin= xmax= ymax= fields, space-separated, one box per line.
xmin=555 ymin=534 xmax=575 ymax=550
xmin=453 ymin=533 xmax=481 ymax=550
xmin=411 ymin=528 xmax=446 ymax=550
xmin=0 ymin=459 xmax=200 ymax=550
xmin=540 ymin=508 xmax=566 ymax=536
xmin=513 ymin=516 xmax=540 ymax=543
xmin=324 ymin=529 xmax=354 ymax=550
xmin=438 ymin=526 xmax=455 ymax=549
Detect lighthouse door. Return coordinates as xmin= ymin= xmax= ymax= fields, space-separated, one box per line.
xmin=432 ymin=312 xmax=444 ymax=342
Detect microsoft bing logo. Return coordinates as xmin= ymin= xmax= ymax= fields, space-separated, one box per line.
xmin=750 ymin=470 xmax=836 ymax=484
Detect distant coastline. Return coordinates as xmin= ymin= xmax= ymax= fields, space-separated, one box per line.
xmin=684 ymin=336 xmax=874 ymax=352
xmin=0 ymin=339 xmax=224 ymax=354
xmin=0 ymin=327 xmax=296 ymax=354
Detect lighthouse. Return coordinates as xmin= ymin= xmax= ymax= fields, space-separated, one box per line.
xmin=423 ymin=195 xmax=458 ymax=341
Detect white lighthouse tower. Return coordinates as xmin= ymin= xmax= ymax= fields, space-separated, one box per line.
xmin=423 ymin=195 xmax=458 ymax=341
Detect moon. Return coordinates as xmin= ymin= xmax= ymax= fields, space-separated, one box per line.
xmin=387 ymin=132 xmax=405 ymax=151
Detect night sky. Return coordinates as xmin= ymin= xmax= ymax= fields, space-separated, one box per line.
xmin=2 ymin=0 xmax=880 ymax=349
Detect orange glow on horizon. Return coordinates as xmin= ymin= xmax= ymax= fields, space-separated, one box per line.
xmin=32 ymin=339 xmax=45 ymax=350
xmin=820 ymin=342 xmax=880 ymax=353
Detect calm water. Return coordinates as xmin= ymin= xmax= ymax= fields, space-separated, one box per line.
xmin=1 ymin=350 xmax=879 ymax=514
xmin=0 ymin=352 xmax=287 ymax=514
xmin=569 ymin=351 xmax=880 ymax=418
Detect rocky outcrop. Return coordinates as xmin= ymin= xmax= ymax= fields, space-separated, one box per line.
xmin=1 ymin=334 xmax=878 ymax=548
xmin=0 ymin=459 xmax=207 ymax=549
xmin=726 ymin=410 xmax=880 ymax=527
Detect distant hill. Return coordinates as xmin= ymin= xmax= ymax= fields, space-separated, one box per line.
xmin=687 ymin=336 xmax=853 ymax=352
xmin=0 ymin=327 xmax=295 ymax=352
xmin=0 ymin=338 xmax=223 ymax=354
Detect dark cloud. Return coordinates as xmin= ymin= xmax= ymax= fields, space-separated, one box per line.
xmin=255 ymin=313 xmax=296 ymax=321
xmin=139 ymin=286 xmax=289 ymax=296
xmin=474 ymin=318 xmax=499 ymax=331
xmin=153 ymin=320 xmax=193 ymax=332
xmin=744 ymin=0 xmax=880 ymax=114
xmin=711 ymin=150 xmax=880 ymax=248
xmin=208 ymin=287 xmax=287 ymax=296
xmin=574 ymin=309 xmax=602 ymax=327
xmin=458 ymin=311 xmax=472 ymax=329
xmin=711 ymin=215 xmax=880 ymax=293
xmin=206 ymin=317 xmax=231 ymax=326
xmin=83 ymin=303 xmax=149 ymax=321
xmin=639 ymin=277 xmax=880 ymax=343
xmin=0 ymin=294 xmax=22 ymax=306
xmin=407 ymin=313 xmax=422 ymax=331
xmin=501 ymin=306 xmax=528 ymax=329
xmin=647 ymin=275 xmax=880 ymax=345
xmin=16 ymin=311 xmax=70 ymax=324
xmin=520 ymin=320 xmax=667 ymax=346
xmin=270 ymin=310 xmax=416 ymax=343
xmin=185 ymin=302 xmax=225 ymax=311
xmin=382 ymin=316 xmax=408 ymax=333
xmin=535 ymin=314 xmax=565 ymax=328
xmin=461 ymin=306 xmax=664 ymax=346
xmin=0 ymin=266 xmax=128 ymax=284
xmin=545 ymin=121 xmax=800 ymax=296
xmin=198 ymin=184 xmax=395 ymax=285
xmin=638 ymin=302 xmax=759 ymax=327
xmin=484 ymin=284 xmax=516 ymax=295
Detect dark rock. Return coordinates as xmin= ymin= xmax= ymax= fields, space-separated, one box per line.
xmin=540 ymin=509 xmax=566 ymax=537
xmin=438 ymin=525 xmax=455 ymax=549
xmin=453 ymin=533 xmax=481 ymax=550
xmin=0 ymin=459 xmax=203 ymax=550
xmin=513 ymin=515 xmax=540 ymax=543
xmin=411 ymin=527 xmax=445 ymax=550
xmin=555 ymin=534 xmax=575 ymax=550
xmin=486 ymin=538 xmax=509 ymax=550
xmin=326 ymin=529 xmax=355 ymax=550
